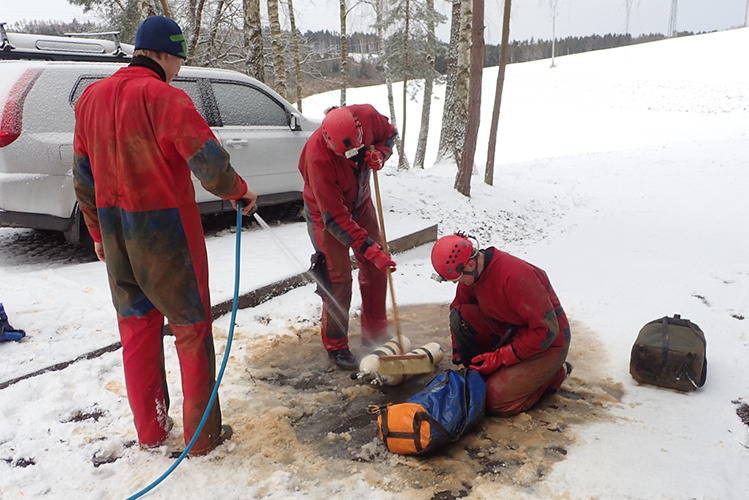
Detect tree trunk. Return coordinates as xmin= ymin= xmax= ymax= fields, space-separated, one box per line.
xmin=484 ymin=0 xmax=511 ymax=186
xmin=243 ymin=0 xmax=265 ymax=81
xmin=288 ymin=0 xmax=303 ymax=111
xmin=455 ymin=0 xmax=483 ymax=197
xmin=398 ymin=0 xmax=410 ymax=170
xmin=414 ymin=0 xmax=436 ymax=169
xmin=438 ymin=0 xmax=471 ymax=166
xmin=206 ymin=0 xmax=226 ymax=65
xmin=436 ymin=0 xmax=461 ymax=163
xmin=377 ymin=0 xmax=409 ymax=168
xmin=339 ymin=0 xmax=348 ymax=106
xmin=267 ymin=0 xmax=287 ymax=99
xmin=140 ymin=1 xmax=158 ymax=18
xmin=187 ymin=0 xmax=206 ymax=66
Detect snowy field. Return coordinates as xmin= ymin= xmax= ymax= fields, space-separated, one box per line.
xmin=1 ymin=28 xmax=748 ymax=499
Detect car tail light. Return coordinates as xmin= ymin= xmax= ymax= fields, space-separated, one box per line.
xmin=0 ymin=69 xmax=42 ymax=148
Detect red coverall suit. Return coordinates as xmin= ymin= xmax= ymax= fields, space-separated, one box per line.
xmin=298 ymin=104 xmax=397 ymax=351
xmin=73 ymin=64 xmax=247 ymax=453
xmin=450 ymin=248 xmax=571 ymax=416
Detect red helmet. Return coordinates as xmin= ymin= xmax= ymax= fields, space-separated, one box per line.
xmin=322 ymin=107 xmax=363 ymax=158
xmin=431 ymin=234 xmax=474 ymax=281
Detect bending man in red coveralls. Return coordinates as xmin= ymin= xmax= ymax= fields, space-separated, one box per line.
xmin=73 ymin=16 xmax=256 ymax=456
xmin=298 ymin=105 xmax=398 ymax=370
xmin=431 ymin=232 xmax=571 ymax=416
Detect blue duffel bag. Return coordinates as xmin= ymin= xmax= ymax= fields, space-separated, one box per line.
xmin=376 ymin=368 xmax=486 ymax=455
xmin=0 ymin=303 xmax=26 ymax=342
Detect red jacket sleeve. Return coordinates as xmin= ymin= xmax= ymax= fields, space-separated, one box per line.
xmin=303 ymin=152 xmax=370 ymax=249
xmin=351 ymin=104 xmax=397 ymax=162
xmin=503 ymin=266 xmax=561 ymax=361
xmin=152 ymin=87 xmax=247 ymax=201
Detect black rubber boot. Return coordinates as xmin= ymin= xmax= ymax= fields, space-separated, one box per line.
xmin=328 ymin=348 xmax=358 ymax=370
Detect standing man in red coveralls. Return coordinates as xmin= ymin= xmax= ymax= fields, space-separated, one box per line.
xmin=299 ymin=105 xmax=398 ymax=370
xmin=431 ymin=233 xmax=572 ymax=416
xmin=73 ymin=16 xmax=256 ymax=456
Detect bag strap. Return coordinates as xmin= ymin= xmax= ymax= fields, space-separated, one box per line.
xmin=429 ymin=368 xmax=476 ymax=440
xmin=662 ymin=316 xmax=707 ymax=389
xmin=458 ymin=368 xmax=474 ymax=437
xmin=380 ymin=405 xmax=421 ymax=451
xmin=380 ymin=408 xmax=453 ymax=453
xmin=413 ymin=411 xmax=461 ymax=446
xmin=659 ymin=317 xmax=671 ymax=369
xmin=684 ymin=321 xmax=707 ymax=387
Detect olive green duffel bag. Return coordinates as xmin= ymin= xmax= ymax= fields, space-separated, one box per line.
xmin=630 ymin=314 xmax=707 ymax=392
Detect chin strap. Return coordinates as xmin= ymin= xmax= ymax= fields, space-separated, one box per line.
xmin=469 ymin=250 xmax=485 ymax=281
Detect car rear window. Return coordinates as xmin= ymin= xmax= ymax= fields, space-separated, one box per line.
xmin=170 ymin=79 xmax=205 ymax=117
xmin=70 ymin=76 xmax=105 ymax=105
xmin=70 ymin=76 xmax=206 ymax=118
xmin=211 ymin=81 xmax=287 ymax=127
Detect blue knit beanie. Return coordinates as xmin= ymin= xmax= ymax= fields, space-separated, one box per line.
xmin=134 ymin=16 xmax=187 ymax=60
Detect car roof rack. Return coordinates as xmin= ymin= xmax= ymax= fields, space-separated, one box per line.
xmin=0 ymin=22 xmax=133 ymax=62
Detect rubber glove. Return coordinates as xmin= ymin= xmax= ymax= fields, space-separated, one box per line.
xmin=469 ymin=346 xmax=519 ymax=375
xmin=364 ymin=148 xmax=385 ymax=170
xmin=363 ymin=244 xmax=396 ymax=272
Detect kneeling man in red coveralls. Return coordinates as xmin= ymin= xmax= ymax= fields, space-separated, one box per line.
xmin=430 ymin=232 xmax=571 ymax=416
xmin=298 ymin=105 xmax=398 ymax=370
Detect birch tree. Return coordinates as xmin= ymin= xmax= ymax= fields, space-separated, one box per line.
xmin=187 ymin=0 xmax=207 ymax=65
xmin=455 ymin=0 xmax=483 ymax=196
xmin=287 ymin=0 xmax=304 ymax=110
xmin=268 ymin=0 xmax=288 ymax=98
xmin=399 ymin=0 xmax=411 ymax=170
xmin=413 ymin=0 xmax=438 ymax=169
xmin=339 ymin=0 xmax=348 ymax=106
xmin=437 ymin=0 xmax=471 ymax=165
xmin=243 ymin=0 xmax=265 ymax=81
xmin=206 ymin=0 xmax=227 ymax=62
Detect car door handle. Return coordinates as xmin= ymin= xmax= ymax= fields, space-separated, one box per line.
xmin=224 ymin=139 xmax=249 ymax=148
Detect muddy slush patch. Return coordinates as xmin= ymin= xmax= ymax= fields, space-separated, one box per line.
xmin=219 ymin=303 xmax=623 ymax=498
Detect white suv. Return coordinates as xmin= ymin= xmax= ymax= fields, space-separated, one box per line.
xmin=0 ymin=28 xmax=319 ymax=247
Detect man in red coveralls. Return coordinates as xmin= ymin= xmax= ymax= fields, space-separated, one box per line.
xmin=299 ymin=105 xmax=398 ymax=370
xmin=73 ymin=16 xmax=256 ymax=455
xmin=430 ymin=232 xmax=571 ymax=416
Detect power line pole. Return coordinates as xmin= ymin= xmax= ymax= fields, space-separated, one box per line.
xmin=668 ymin=0 xmax=678 ymax=37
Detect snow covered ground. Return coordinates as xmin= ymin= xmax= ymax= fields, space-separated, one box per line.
xmin=1 ymin=27 xmax=748 ymax=499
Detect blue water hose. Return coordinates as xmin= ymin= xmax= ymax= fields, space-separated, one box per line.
xmin=127 ymin=203 xmax=243 ymax=499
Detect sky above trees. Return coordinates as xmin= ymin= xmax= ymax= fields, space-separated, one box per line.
xmin=4 ymin=0 xmax=748 ymax=44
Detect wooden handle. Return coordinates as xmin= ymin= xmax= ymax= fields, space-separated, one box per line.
xmin=372 ymin=166 xmax=403 ymax=349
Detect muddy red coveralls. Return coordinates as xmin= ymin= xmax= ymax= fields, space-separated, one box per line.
xmin=298 ymin=104 xmax=397 ymax=351
xmin=73 ymin=64 xmax=247 ymax=453
xmin=450 ymin=248 xmax=571 ymax=416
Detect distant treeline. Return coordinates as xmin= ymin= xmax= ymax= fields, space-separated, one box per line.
xmin=8 ymin=18 xmax=702 ymax=71
xmin=6 ymin=19 xmax=706 ymax=97
xmin=486 ymin=33 xmax=676 ymax=65
xmin=306 ymin=29 xmax=704 ymax=72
